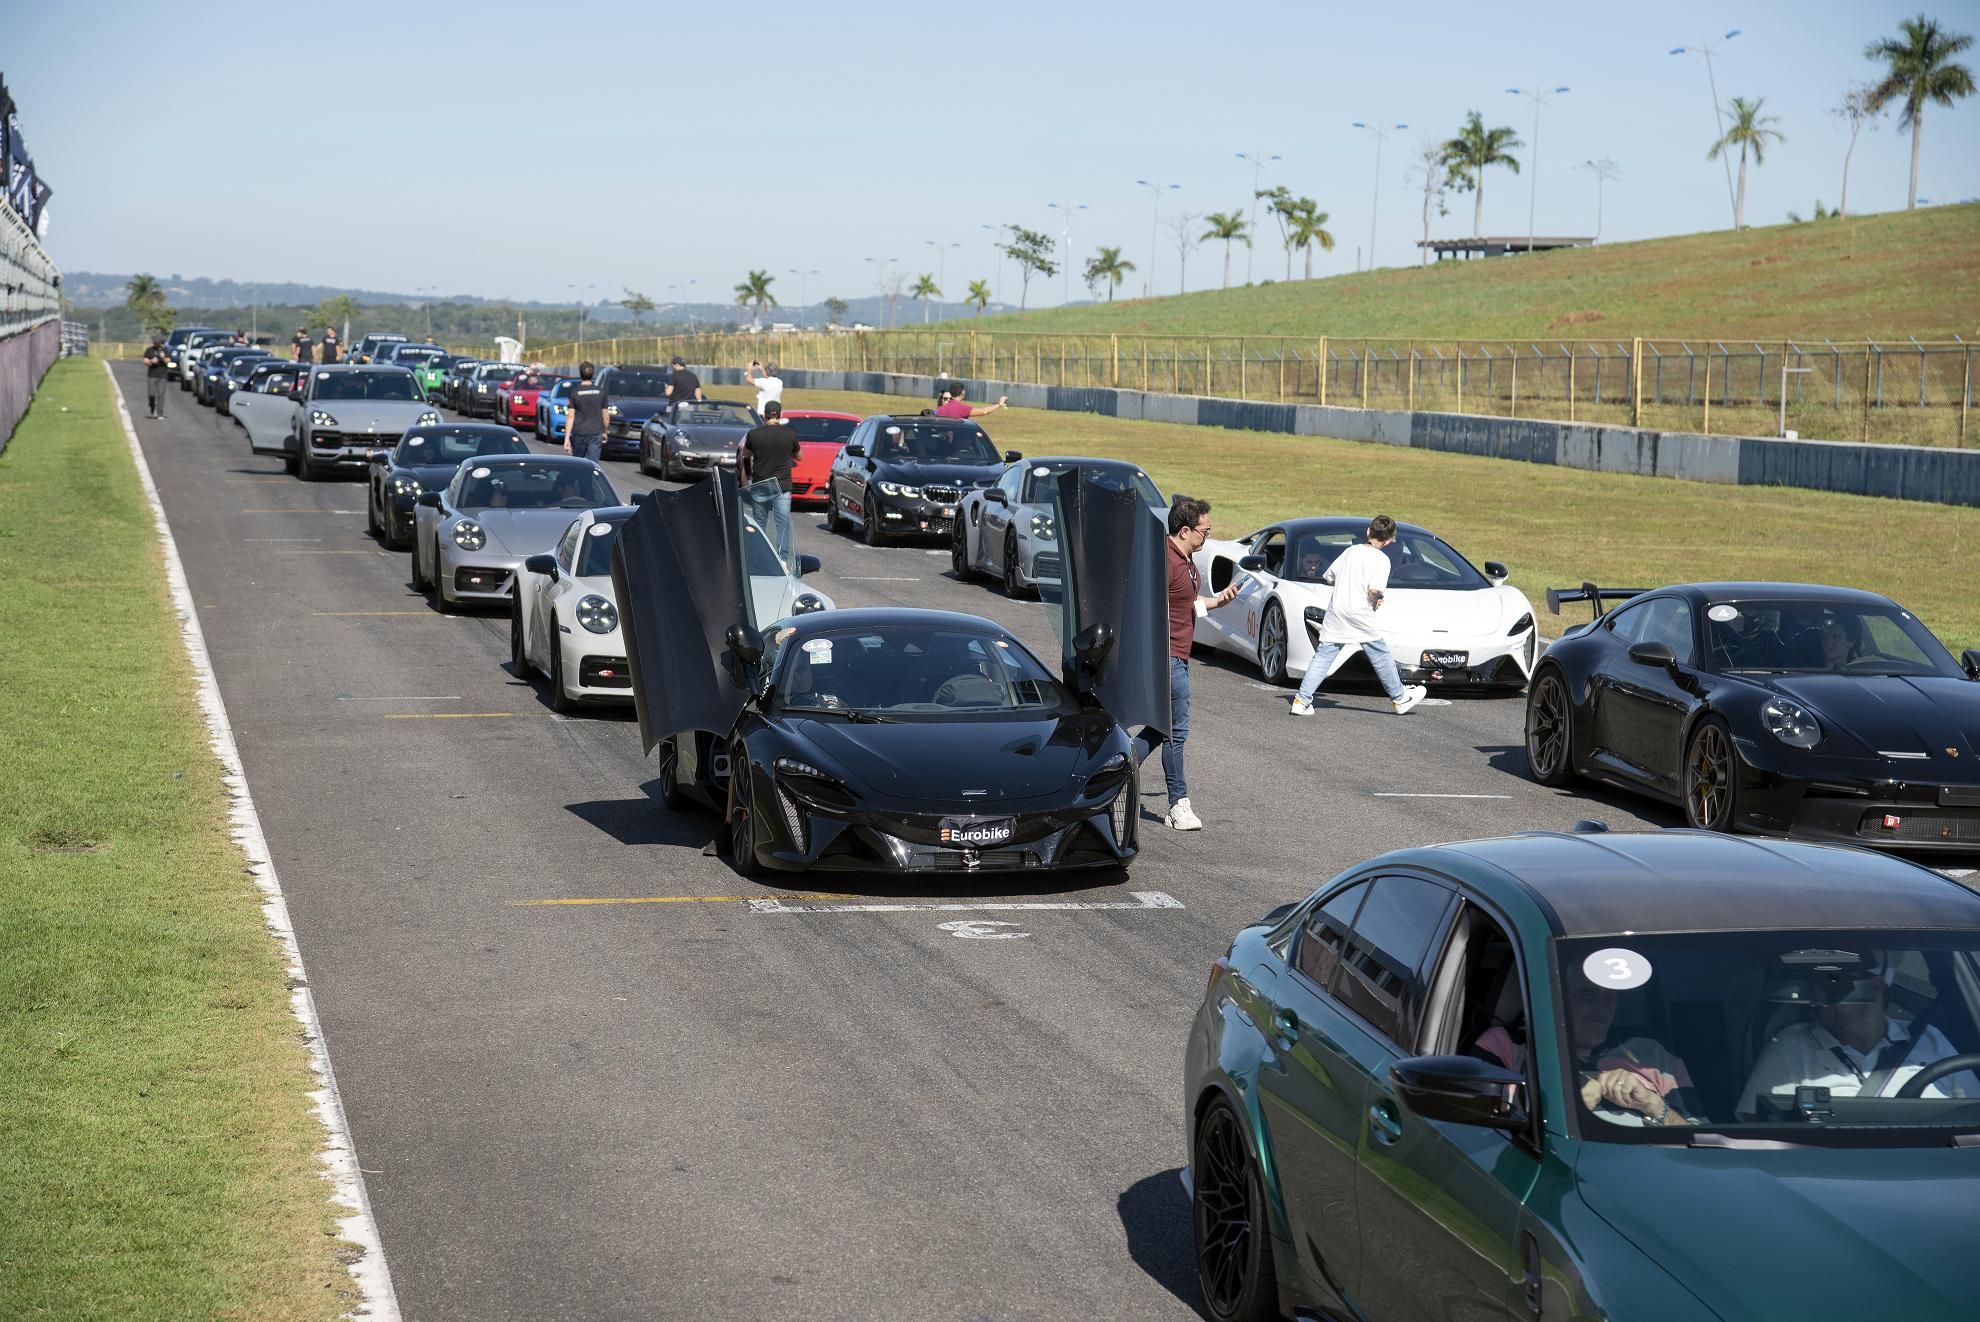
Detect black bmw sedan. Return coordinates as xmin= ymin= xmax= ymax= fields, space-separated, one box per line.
xmin=363 ymin=423 xmax=531 ymax=550
xmin=822 ymin=414 xmax=1019 ymax=545
xmin=1526 ymin=580 xmax=1980 ymax=851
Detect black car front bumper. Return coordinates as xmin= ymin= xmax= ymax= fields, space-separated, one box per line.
xmin=1731 ymin=736 xmax=1980 ymax=852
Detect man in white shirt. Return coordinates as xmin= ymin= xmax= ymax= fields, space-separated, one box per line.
xmin=1739 ymin=952 xmax=1977 ymax=1116
xmin=744 ymin=360 xmax=783 ymax=414
xmin=1289 ymin=515 xmax=1427 ymax=717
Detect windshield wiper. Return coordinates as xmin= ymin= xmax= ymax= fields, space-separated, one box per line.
xmin=786 ymin=706 xmax=893 ymax=723
xmin=1684 ymin=1132 xmax=1815 ymax=1150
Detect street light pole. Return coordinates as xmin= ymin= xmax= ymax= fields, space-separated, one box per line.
xmin=1046 ymin=202 xmax=1087 ymax=304
xmin=1506 ymin=85 xmax=1570 ymax=253
xmin=1670 ymin=29 xmax=1743 ymax=223
xmin=1234 ymin=151 xmax=1281 ymax=284
xmin=1350 ymin=122 xmax=1407 ymax=271
xmin=980 ymin=224 xmax=1004 ymax=305
xmin=1135 ymin=179 xmax=1180 ymax=298
xmin=1574 ymin=159 xmax=1621 ymax=241
xmin=788 ymin=268 xmax=819 ymax=329
xmin=566 ymin=282 xmax=595 ymax=343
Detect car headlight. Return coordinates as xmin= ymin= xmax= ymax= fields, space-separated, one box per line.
xmin=877 ymin=481 xmax=922 ymax=498
xmin=415 ymin=411 xmax=441 ymax=427
xmin=775 ymin=756 xmax=830 ymax=779
xmin=451 ymin=521 xmax=485 ymax=551
xmin=576 ymin=594 xmax=618 ymax=635
xmin=792 ymin=593 xmax=827 ymax=614
xmin=1083 ymin=750 xmax=1132 ymax=796
xmin=310 ymin=410 xmax=338 ymax=427
xmin=389 ymin=477 xmax=422 ymax=496
xmin=1508 ymin=612 xmax=1534 ymax=636
xmin=607 ymin=404 xmax=620 ymax=416
xmin=1762 ymin=698 xmax=1821 ymax=750
xmin=672 ymin=430 xmax=689 ymax=442
xmin=1029 ymin=512 xmax=1056 ymax=540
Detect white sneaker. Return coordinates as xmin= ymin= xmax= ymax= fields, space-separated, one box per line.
xmin=1288 ymin=698 xmax=1316 ymax=717
xmin=1167 ymin=798 xmax=1204 ymax=831
xmin=1393 ymin=685 xmax=1428 ymax=715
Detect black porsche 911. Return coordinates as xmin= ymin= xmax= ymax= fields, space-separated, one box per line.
xmin=1525 ymin=580 xmax=1980 ymax=851
xmin=363 ymin=423 xmax=530 ymax=550
xmin=611 ymin=469 xmax=1172 ymax=877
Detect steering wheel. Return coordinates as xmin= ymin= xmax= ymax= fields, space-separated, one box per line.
xmin=1894 ymin=1052 xmax=1980 ymax=1097
xmin=932 ymin=675 xmax=999 ymax=707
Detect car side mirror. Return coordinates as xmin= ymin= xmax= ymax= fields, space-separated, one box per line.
xmin=844 ymin=444 xmax=865 ymax=459
xmin=1388 ymin=1055 xmax=1528 ymax=1132
xmin=984 ymin=489 xmax=1008 ymax=506
xmin=1072 ymin=622 xmax=1115 ymax=670
xmin=1004 ymin=450 xmax=1023 ymax=463
xmin=1484 ymin=560 xmax=1509 ymax=582
xmin=415 ymin=492 xmax=441 ymax=508
xmin=1964 ymin=648 xmax=1980 ymax=680
xmin=1627 ymin=640 xmax=1677 ymax=670
xmin=523 ymin=554 xmax=558 ymax=578
xmin=724 ymin=622 xmax=765 ymax=689
xmin=1237 ymin=554 xmax=1266 ymax=572
xmin=796 ymin=554 xmax=821 ymax=578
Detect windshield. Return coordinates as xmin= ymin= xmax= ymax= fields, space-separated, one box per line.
xmin=256 ymin=371 xmax=301 ymax=393
xmin=673 ymin=402 xmax=756 ymax=428
xmin=574 ymin=519 xmax=626 ymax=576
xmin=226 ymin=357 xmax=271 ymax=379
xmin=396 ymin=428 xmax=528 ymax=464
xmin=1021 ymin=463 xmax=1163 ymax=508
xmin=313 ymin=371 xmax=422 ymax=402
xmin=456 ymin=463 xmax=617 ymax=510
xmin=771 ymin=624 xmax=1077 ymax=720
xmin=868 ymin=421 xmax=1000 ymax=465
xmin=509 ymin=374 xmax=558 ymax=392
xmin=394 ymin=347 xmax=444 ymax=363
xmin=1704 ymin=598 xmax=1962 ymax=678
xmin=474 ymin=365 xmax=522 ymax=383
xmin=604 ymin=370 xmax=672 ymax=398
xmin=785 ymin=416 xmax=858 ymax=444
xmin=1274 ymin=526 xmax=1489 ymax=590
xmin=1550 ymin=930 xmax=1980 ymax=1145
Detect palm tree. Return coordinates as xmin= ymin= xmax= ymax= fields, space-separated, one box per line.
xmin=966 ymin=279 xmax=993 ymax=315
xmin=1083 ymin=246 xmax=1136 ymax=301
xmin=1286 ymin=203 xmax=1336 ymax=280
xmin=732 ymin=269 xmax=777 ymax=326
xmin=1201 ymin=211 xmax=1250 ymax=289
xmin=1707 ymin=96 xmax=1785 ymax=229
xmin=124 ymin=273 xmax=164 ymax=306
xmin=910 ymin=273 xmax=941 ymax=323
xmin=1865 ymin=14 xmax=1976 ymax=210
xmin=1439 ymin=111 xmax=1523 ymax=239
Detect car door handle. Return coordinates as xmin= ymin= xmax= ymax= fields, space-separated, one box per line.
xmin=1270 ymin=1008 xmax=1299 ymax=1047
xmin=1368 ymin=1097 xmax=1404 ymax=1145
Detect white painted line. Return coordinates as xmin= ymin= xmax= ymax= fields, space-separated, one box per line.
xmin=336 ymin=695 xmax=463 ymax=702
xmin=923 ymin=549 xmax=947 ymax=555
xmin=938 ymin=919 xmax=1028 ymax=940
xmin=749 ymin=889 xmax=1183 ymax=915
xmin=1417 ymin=697 xmax=1454 ymax=706
xmin=243 ymin=537 xmax=323 ymax=542
xmin=106 ymin=364 xmax=401 ymax=1320
xmin=841 ymin=576 xmax=920 ymax=582
xmin=1373 ymin=792 xmax=1514 ymax=800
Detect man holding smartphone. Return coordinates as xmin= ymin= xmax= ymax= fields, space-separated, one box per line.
xmin=1288 ymin=514 xmax=1427 ymax=716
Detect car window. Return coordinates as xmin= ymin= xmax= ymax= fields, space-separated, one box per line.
xmin=1382 ymin=530 xmax=1490 ymax=590
xmin=573 ymin=519 xmax=625 ymax=576
xmin=1421 ymin=903 xmax=1526 ymax=1064
xmin=1336 ymin=876 xmax=1454 ymax=1045
xmin=456 ymin=463 xmax=616 ymax=510
xmin=1638 ymin=597 xmax=1697 ymax=666
xmin=1705 ymin=598 xmax=1961 ymax=678
xmin=1283 ymin=529 xmax=1359 ymax=583
xmin=784 ymin=416 xmax=857 ymax=444
xmin=998 ymin=467 xmax=1024 ymax=499
xmin=554 ymin=519 xmax=583 ymax=572
xmin=1603 ymin=600 xmax=1650 ymax=644
xmin=602 ymin=370 xmax=671 ymax=397
xmin=1259 ymin=529 xmax=1286 ymax=577
xmin=1292 ymin=881 xmax=1369 ymax=991
xmin=313 ymin=371 xmax=421 ymax=402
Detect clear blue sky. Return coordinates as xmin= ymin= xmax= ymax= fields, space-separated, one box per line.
xmin=12 ymin=0 xmax=1979 ymax=308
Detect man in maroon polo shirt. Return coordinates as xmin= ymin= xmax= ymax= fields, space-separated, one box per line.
xmin=935 ymin=383 xmax=1009 ymax=420
xmin=1132 ymin=495 xmax=1240 ymax=831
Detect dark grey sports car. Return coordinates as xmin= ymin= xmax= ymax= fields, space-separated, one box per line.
xmin=637 ymin=399 xmax=760 ymax=481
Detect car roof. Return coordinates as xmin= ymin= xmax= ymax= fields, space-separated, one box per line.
xmin=1647 ymin=582 xmax=1901 ymax=607
xmin=781 ymin=409 xmax=860 ymax=420
xmin=875 ymin=414 xmax=983 ymax=425
xmin=1399 ymin=830 xmax=1980 ymax=937
xmin=470 ymin=453 xmax=594 ymax=468
xmin=781 ymin=607 xmax=1013 ymax=638
xmin=1018 ymin=455 xmax=1149 ymax=473
xmin=404 ymin=422 xmax=517 ymax=435
xmin=312 ymin=364 xmax=413 ymax=373
xmin=1271 ymin=515 xmax=1438 ymax=539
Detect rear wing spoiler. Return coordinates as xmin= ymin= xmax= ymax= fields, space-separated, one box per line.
xmin=1545 ymin=582 xmax=1649 ymax=620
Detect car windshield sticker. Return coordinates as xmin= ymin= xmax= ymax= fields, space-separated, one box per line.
xmin=317 ymin=372 xmax=329 ymax=379
xmin=406 ymin=437 xmax=424 ymax=447
xmin=1582 ymin=947 xmax=1653 ymax=990
xmin=802 ymin=639 xmax=833 ymax=664
xmin=1033 ymin=466 xmax=1050 ymax=476
xmin=471 ymin=467 xmax=491 ymax=479
xmin=1707 ymin=604 xmax=1740 ymax=623
xmin=587 ymin=523 xmax=612 ymax=537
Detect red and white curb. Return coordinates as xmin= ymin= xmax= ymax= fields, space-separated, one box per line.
xmin=107 ymin=364 xmax=400 ymax=1320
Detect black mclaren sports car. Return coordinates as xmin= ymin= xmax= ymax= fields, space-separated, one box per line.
xmin=1525 ymin=580 xmax=1980 ymax=851
xmin=611 ymin=470 xmax=1172 ymax=877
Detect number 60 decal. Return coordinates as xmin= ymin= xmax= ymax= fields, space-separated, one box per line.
xmin=1580 ymin=947 xmax=1653 ymax=990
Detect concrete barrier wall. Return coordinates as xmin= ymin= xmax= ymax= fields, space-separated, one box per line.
xmin=0 ymin=320 xmax=61 ymax=456
xmin=689 ymin=364 xmax=1980 ymax=508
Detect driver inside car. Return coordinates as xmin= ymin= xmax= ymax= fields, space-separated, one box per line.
xmin=1739 ymin=952 xmax=1977 ymax=1115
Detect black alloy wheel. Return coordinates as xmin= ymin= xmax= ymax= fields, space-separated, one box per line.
xmin=510 ymin=595 xmax=533 ymax=677
xmin=862 ymin=502 xmax=884 ymax=547
xmin=366 ymin=485 xmax=382 ymax=537
xmin=822 ymin=483 xmax=842 ymax=534
xmin=951 ymin=521 xmax=973 ymax=580
xmin=1257 ymin=600 xmax=1288 ymax=686
xmin=548 ymin=638 xmax=577 ymax=713
xmin=658 ymin=738 xmax=690 ymax=810
xmin=1001 ymin=530 xmax=1025 ymax=598
xmin=727 ymin=753 xmax=763 ymax=878
xmin=1683 ymin=718 xmax=1739 ymax=832
xmin=638 ymin=434 xmax=656 ymax=478
xmin=410 ymin=533 xmax=429 ymax=590
xmin=296 ymin=448 xmax=319 ymax=482
xmin=1192 ymin=1098 xmax=1279 ymax=1322
xmin=1524 ymin=669 xmax=1576 ymax=786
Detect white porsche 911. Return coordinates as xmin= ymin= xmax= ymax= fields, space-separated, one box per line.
xmin=512 ymin=502 xmax=833 ymax=712
xmin=1192 ymin=516 xmax=1538 ymax=691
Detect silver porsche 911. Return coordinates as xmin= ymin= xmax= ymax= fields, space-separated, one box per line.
xmin=411 ymin=454 xmax=619 ymax=611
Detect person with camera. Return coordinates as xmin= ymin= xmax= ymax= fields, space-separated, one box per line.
xmin=743 ymin=359 xmax=783 ymax=414
xmin=143 ymin=339 xmax=170 ymax=419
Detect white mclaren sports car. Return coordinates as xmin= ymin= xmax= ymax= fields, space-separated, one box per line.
xmin=512 ymin=495 xmax=833 ymax=712
xmin=1192 ymin=516 xmax=1538 ymax=690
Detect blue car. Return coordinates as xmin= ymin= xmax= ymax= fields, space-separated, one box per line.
xmin=534 ymin=377 xmax=575 ymax=442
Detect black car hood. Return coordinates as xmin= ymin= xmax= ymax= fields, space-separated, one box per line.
xmin=786 ymin=712 xmax=1102 ymax=807
xmin=1576 ymin=1143 xmax=1980 ymax=1319
xmin=611 ymin=397 xmax=666 ymax=421
xmin=869 ymin=461 xmax=1002 ymax=487
xmin=1762 ymin=673 xmax=1980 ymax=765
xmin=673 ymin=424 xmax=751 ymax=450
xmin=401 ymin=462 xmax=467 ymax=488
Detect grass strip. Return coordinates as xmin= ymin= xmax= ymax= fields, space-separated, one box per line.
xmin=0 ymin=362 xmax=355 ymax=1319
xmin=776 ymin=385 xmax=1980 ymax=652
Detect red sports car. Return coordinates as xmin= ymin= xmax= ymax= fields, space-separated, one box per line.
xmin=780 ymin=409 xmax=861 ymax=506
xmin=497 ymin=371 xmax=564 ymax=430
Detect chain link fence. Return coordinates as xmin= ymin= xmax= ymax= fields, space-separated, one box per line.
xmin=526 ymin=329 xmax=1978 ymax=447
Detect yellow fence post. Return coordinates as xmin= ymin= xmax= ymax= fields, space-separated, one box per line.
xmin=970 ymin=330 xmax=978 ymax=380
xmin=1317 ymin=337 xmax=1327 ymax=405
xmin=1359 ymin=344 xmax=1369 ymax=409
xmin=1703 ymin=353 xmax=1713 ymax=435
xmin=1239 ymin=337 xmax=1247 ymax=397
xmin=1278 ymin=342 xmax=1286 ymax=402
xmin=1111 ymin=332 xmax=1119 ymax=387
xmin=1204 ymin=343 xmax=1212 ymax=396
xmin=1406 ymin=341 xmax=1416 ymax=410
xmin=1630 ymin=337 xmax=1643 ymax=428
xmin=1862 ymin=347 xmax=1873 ymax=442
xmin=1142 ymin=340 xmax=1149 ymax=392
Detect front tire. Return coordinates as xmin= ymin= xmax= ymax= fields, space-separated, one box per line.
xmin=410 ymin=533 xmax=430 ymax=590
xmin=1524 ymin=668 xmax=1576 ymax=787
xmin=366 ymin=485 xmax=382 ymax=538
xmin=1192 ymin=1098 xmax=1280 ymax=1322
xmin=823 ymin=484 xmax=842 ymax=535
xmin=658 ymin=738 xmax=690 ymax=810
xmin=1001 ymin=531 xmax=1027 ymax=598
xmin=727 ymin=753 xmax=764 ymax=878
xmin=1257 ymin=600 xmax=1289 ymax=686
xmin=862 ymin=504 xmax=885 ymax=547
xmin=511 ymin=596 xmax=534 ymax=678
xmin=952 ymin=520 xmax=974 ymax=580
xmin=1683 ymin=717 xmax=1740 ymax=832
xmin=548 ymin=638 xmax=578 ymax=713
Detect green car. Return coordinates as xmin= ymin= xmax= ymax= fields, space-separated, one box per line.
xmin=382 ymin=345 xmax=451 ymax=398
xmin=1185 ymin=827 xmax=1980 ymax=1320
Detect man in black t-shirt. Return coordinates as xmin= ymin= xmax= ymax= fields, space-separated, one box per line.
xmin=662 ymin=354 xmax=702 ymax=406
xmin=740 ymin=401 xmax=800 ymax=566
xmin=563 ymin=361 xmax=609 ymax=461
xmin=143 ymin=339 xmax=170 ymax=418
xmin=293 ymin=327 xmax=313 ymax=364
xmin=321 ymin=329 xmax=340 ymax=364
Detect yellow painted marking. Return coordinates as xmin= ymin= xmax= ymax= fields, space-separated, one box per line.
xmin=506 ymin=893 xmax=857 ymax=907
xmin=382 ymin=711 xmax=535 ymax=720
xmin=240 ymin=508 xmax=351 ymax=513
xmin=312 ymin=610 xmax=431 ymax=616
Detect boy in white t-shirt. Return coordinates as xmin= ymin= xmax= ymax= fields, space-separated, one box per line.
xmin=1288 ymin=515 xmax=1427 ymax=716
xmin=744 ymin=360 xmax=784 ymax=414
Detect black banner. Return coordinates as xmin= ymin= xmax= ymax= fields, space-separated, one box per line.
xmin=1 ymin=75 xmax=52 ymax=229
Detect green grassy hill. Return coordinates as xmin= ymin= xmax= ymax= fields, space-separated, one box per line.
xmin=983 ymin=204 xmax=1980 ymax=341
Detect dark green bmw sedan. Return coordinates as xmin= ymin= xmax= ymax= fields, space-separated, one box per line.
xmin=1184 ymin=828 xmax=1980 ymax=1321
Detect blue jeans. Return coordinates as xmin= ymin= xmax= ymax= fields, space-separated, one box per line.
xmin=1133 ymin=657 xmax=1191 ymax=806
xmin=745 ymin=485 xmax=794 ymax=567
xmin=571 ymin=433 xmax=604 ymax=461
xmin=1295 ymin=638 xmax=1406 ymax=704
